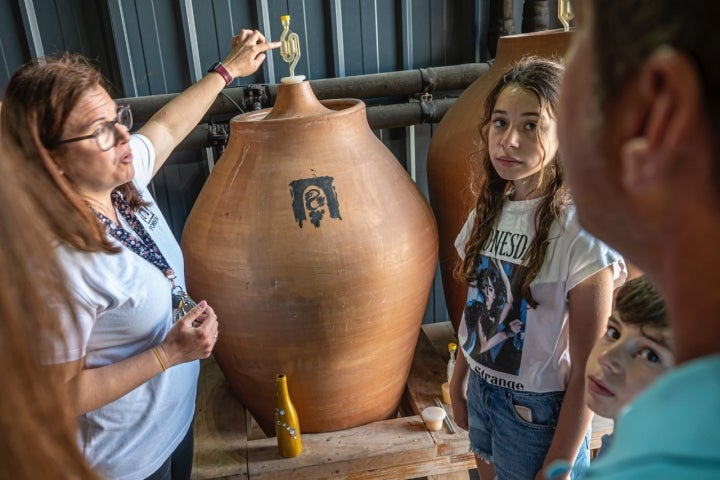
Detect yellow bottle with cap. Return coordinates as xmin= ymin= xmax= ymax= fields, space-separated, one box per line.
xmin=275 ymin=373 xmax=302 ymax=457
xmin=447 ymin=342 xmax=457 ymax=381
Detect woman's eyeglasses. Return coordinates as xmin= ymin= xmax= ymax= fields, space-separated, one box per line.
xmin=57 ymin=105 xmax=133 ymax=152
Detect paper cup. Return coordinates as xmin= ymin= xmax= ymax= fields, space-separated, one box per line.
xmin=421 ymin=406 xmax=446 ymax=431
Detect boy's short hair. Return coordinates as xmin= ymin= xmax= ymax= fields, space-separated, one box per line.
xmin=614 ymin=276 xmax=667 ymax=328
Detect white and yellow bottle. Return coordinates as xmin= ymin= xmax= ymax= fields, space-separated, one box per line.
xmin=442 ymin=342 xmax=457 ymax=404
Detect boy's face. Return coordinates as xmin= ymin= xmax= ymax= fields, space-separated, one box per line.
xmin=585 ymin=315 xmax=674 ymax=419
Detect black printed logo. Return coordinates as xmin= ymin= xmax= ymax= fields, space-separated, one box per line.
xmin=289 ymin=176 xmax=342 ymax=228
xmin=137 ymin=207 xmax=159 ymax=230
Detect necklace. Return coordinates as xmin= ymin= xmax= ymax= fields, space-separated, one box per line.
xmin=85 ymin=197 xmax=119 ymax=223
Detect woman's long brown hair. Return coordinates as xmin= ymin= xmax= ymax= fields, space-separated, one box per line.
xmin=455 ymin=57 xmax=570 ymax=308
xmin=1 ymin=54 xmax=148 ymax=254
xmin=0 ymin=134 xmax=97 ymax=478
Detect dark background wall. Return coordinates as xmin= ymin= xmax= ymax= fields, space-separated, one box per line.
xmin=0 ymin=0 xmax=563 ymax=323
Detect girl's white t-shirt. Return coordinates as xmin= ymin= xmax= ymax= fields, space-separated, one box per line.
xmin=455 ymin=199 xmax=626 ymax=392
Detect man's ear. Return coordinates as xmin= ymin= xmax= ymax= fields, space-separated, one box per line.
xmin=620 ymin=137 xmax=651 ymax=192
xmin=619 ymin=47 xmax=703 ymax=193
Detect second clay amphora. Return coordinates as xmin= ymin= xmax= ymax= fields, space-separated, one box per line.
xmin=181 ymin=80 xmax=439 ymax=433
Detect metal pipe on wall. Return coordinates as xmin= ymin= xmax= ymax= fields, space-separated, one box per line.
xmin=118 ymin=63 xmax=491 ymax=152
xmin=122 ymin=63 xmax=488 ymax=122
xmin=176 ymin=98 xmax=460 ymax=151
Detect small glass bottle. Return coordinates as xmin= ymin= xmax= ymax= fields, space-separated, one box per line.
xmin=275 ymin=373 xmax=302 ymax=458
xmin=447 ymin=342 xmax=457 ymax=382
xmin=442 ymin=342 xmax=458 ymax=404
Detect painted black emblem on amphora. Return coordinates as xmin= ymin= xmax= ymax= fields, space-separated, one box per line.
xmin=289 ymin=176 xmax=342 ymax=228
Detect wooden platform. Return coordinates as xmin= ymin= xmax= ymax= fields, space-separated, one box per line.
xmin=191 ymin=321 xmax=612 ymax=479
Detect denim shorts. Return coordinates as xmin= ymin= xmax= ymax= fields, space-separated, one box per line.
xmin=466 ymin=371 xmax=590 ymax=480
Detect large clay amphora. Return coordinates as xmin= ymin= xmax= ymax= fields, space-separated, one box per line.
xmin=426 ymin=29 xmax=572 ymax=333
xmin=181 ymin=80 xmax=439 ymax=433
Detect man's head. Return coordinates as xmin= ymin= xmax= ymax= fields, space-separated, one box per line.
xmin=558 ymin=1 xmax=720 ymax=269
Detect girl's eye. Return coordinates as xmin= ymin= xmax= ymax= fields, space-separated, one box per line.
xmin=638 ymin=348 xmax=661 ymax=364
xmin=605 ymin=326 xmax=620 ymax=340
xmin=524 ymin=122 xmax=538 ymax=132
xmin=492 ymin=118 xmax=507 ymax=128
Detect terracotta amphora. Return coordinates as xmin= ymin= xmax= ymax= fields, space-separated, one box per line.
xmin=426 ymin=29 xmax=573 ymax=333
xmin=181 ymin=80 xmax=439 ymax=433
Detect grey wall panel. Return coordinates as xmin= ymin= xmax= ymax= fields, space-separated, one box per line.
xmin=405 ymin=0 xmax=478 ymax=68
xmin=17 ymin=0 xmax=44 ymax=58
xmin=338 ymin=0 xmax=397 ymax=76
xmin=357 ymin=0 xmax=383 ymax=73
xmin=258 ymin=0 xmax=337 ymax=81
xmin=135 ymin=0 xmax=187 ymax=94
xmin=106 ymin=0 xmax=188 ymax=96
xmin=407 ymin=0 xmax=431 ymax=67
xmin=1 ymin=1 xmax=538 ymax=104
xmin=34 ymin=0 xmax=111 ymax=58
xmin=0 ymin=0 xmax=118 ymax=96
xmin=192 ymin=0 xmax=263 ymax=84
xmin=0 ymin=1 xmax=28 ymax=96
xmin=296 ymin=0 xmax=333 ymax=80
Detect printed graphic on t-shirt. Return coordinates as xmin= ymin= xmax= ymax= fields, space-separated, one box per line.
xmin=462 ymin=256 xmax=529 ymax=376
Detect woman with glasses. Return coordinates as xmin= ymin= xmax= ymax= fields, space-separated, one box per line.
xmin=1 ymin=30 xmax=279 ymax=480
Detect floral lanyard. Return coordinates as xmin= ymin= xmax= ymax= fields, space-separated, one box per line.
xmin=92 ymin=191 xmax=196 ymax=320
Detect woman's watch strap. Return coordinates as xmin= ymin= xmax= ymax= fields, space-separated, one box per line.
xmin=208 ymin=61 xmax=233 ymax=86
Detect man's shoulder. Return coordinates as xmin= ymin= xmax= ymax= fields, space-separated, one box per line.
xmin=584 ymin=463 xmax=720 ymax=479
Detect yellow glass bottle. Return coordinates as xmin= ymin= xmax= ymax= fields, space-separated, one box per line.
xmin=275 ymin=373 xmax=302 ymax=457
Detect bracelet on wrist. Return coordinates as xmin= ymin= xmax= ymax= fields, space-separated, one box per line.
xmin=152 ymin=347 xmax=167 ymax=371
xmin=207 ymin=61 xmax=233 ymax=86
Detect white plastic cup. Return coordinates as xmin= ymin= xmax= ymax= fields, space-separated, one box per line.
xmin=421 ymin=406 xmax=446 ymax=431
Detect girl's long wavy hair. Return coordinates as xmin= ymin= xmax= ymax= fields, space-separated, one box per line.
xmin=455 ymin=57 xmax=570 ymax=308
xmin=1 ymin=53 xmax=148 ymax=254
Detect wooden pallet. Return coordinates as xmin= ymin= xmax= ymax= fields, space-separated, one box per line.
xmin=191 ymin=324 xmax=475 ymax=479
xmin=191 ymin=322 xmax=612 ymax=479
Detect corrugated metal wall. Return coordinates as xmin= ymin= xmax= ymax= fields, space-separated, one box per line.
xmin=0 ymin=0 xmax=562 ymax=323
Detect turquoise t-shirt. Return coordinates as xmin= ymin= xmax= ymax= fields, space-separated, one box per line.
xmin=583 ymin=355 xmax=720 ymax=479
